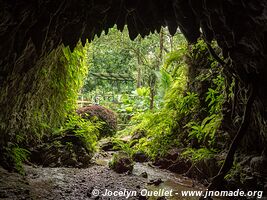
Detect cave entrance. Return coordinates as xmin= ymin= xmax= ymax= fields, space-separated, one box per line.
xmin=1 ymin=1 xmax=267 ymax=198
xmin=77 ymin=25 xmax=187 ymax=132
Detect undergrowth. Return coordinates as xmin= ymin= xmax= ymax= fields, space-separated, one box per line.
xmin=181 ymin=147 xmax=217 ymax=163
xmin=124 ymin=39 xmax=228 ymax=162
xmin=58 ymin=114 xmax=101 ymax=154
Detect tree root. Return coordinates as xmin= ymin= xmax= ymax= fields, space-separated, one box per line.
xmin=200 ymin=83 xmax=255 ymax=200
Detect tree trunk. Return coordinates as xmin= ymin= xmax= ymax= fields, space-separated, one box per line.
xmin=137 ymin=37 xmax=142 ymax=88
xmin=149 ymin=28 xmax=164 ymax=110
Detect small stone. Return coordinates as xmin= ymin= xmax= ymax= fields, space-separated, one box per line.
xmin=140 ymin=172 xmax=148 ymax=178
xmin=148 ymin=178 xmax=163 ymax=186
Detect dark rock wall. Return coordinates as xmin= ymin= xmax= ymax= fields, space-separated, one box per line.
xmin=0 ymin=0 xmax=267 ymax=151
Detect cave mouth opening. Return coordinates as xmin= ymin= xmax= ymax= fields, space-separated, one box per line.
xmin=0 ymin=23 xmax=192 ymax=170
xmin=78 ymin=25 xmax=188 ymax=131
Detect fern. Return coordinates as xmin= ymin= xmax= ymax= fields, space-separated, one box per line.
xmin=64 ymin=114 xmax=101 ymax=153
xmin=181 ymin=147 xmax=217 ymax=163
xmin=10 ymin=147 xmax=30 ymax=174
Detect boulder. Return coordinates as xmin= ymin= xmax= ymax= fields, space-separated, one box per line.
xmin=30 ymin=131 xmax=93 ymax=168
xmin=185 ymin=158 xmax=220 ymax=180
xmin=109 ymin=152 xmax=134 ymax=173
xmin=131 ymin=130 xmax=146 ymax=141
xmin=148 ymin=178 xmax=163 ymax=186
xmin=152 ymin=148 xmax=191 ymax=174
xmin=99 ymin=139 xmax=115 ymax=151
xmin=250 ymin=156 xmax=267 ymax=177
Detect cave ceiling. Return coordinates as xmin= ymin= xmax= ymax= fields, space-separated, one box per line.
xmin=0 ymin=0 xmax=267 ymax=111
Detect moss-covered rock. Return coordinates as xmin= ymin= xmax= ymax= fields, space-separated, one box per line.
xmin=30 ymin=130 xmax=93 ymax=168
xmin=109 ymin=152 xmax=134 ymax=173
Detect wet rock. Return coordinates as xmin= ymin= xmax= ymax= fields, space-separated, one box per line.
xmin=153 ymin=148 xmax=181 ymax=167
xmin=148 ymin=178 xmax=163 ymax=186
xmin=185 ymin=158 xmax=220 ymax=180
xmin=153 ymin=148 xmax=191 ymax=174
xmin=250 ymin=156 xmax=267 ymax=177
xmin=133 ymin=151 xmax=148 ymax=163
xmin=29 ymin=131 xmax=94 ymax=168
xmin=109 ymin=152 xmax=134 ymax=173
xmin=167 ymin=158 xmax=192 ymax=174
xmin=100 ymin=140 xmax=115 ymax=151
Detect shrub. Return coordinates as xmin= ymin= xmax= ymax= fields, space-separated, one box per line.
xmin=77 ymin=105 xmax=117 ymax=137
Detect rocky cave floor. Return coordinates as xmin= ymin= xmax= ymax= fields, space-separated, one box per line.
xmin=0 ymin=163 xmax=147 ymax=200
xmin=0 ymin=150 xmax=206 ymax=200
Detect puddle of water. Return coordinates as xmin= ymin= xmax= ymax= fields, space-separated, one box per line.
xmin=133 ymin=162 xmax=204 ymax=200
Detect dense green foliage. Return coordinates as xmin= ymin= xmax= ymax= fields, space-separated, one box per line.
xmin=82 ymin=27 xmax=228 ymax=164
xmin=61 ymin=114 xmax=101 ymax=153
xmin=120 ymin=39 xmax=228 ymax=161
xmin=1 ymin=44 xmax=88 ymax=142
xmin=81 ymin=27 xmax=187 ymax=131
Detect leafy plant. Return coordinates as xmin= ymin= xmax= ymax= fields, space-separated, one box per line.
xmin=111 ymin=138 xmax=133 ymax=156
xmin=186 ymin=114 xmax=222 ymax=145
xmin=0 ymin=41 xmax=90 ymax=170
xmin=63 ymin=114 xmax=101 ymax=153
xmin=10 ymin=146 xmax=30 ymax=174
xmin=206 ymin=75 xmax=225 ymax=114
xmin=181 ymin=147 xmax=217 ymax=163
